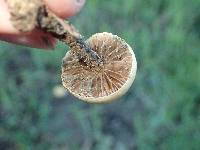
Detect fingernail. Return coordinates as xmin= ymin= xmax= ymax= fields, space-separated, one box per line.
xmin=73 ymin=0 xmax=85 ymax=12
xmin=75 ymin=0 xmax=85 ymax=5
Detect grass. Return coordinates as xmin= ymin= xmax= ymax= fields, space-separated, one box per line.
xmin=0 ymin=0 xmax=200 ymax=149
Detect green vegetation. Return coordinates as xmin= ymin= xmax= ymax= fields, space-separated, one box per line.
xmin=0 ymin=0 xmax=200 ymax=149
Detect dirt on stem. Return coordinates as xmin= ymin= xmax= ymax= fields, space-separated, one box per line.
xmin=7 ymin=0 xmax=102 ymax=66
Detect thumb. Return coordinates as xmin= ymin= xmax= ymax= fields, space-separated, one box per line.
xmin=44 ymin=0 xmax=86 ymax=18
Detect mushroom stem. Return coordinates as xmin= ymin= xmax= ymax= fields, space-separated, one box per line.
xmin=7 ymin=0 xmax=102 ymax=65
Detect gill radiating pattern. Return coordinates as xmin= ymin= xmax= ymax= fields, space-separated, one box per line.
xmin=62 ymin=32 xmax=132 ymax=98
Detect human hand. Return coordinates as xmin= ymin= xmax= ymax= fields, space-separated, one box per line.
xmin=0 ymin=0 xmax=85 ymax=49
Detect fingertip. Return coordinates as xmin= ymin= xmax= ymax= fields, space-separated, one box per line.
xmin=0 ymin=0 xmax=19 ymax=34
xmin=0 ymin=0 xmax=85 ymax=35
xmin=44 ymin=0 xmax=85 ymax=18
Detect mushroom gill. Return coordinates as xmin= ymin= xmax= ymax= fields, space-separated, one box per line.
xmin=61 ymin=32 xmax=137 ymax=103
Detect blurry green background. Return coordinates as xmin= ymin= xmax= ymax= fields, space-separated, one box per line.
xmin=0 ymin=0 xmax=200 ymax=149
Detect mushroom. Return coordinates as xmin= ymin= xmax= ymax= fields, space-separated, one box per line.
xmin=7 ymin=0 xmax=137 ymax=103
xmin=61 ymin=32 xmax=137 ymax=103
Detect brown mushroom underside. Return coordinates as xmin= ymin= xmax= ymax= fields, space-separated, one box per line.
xmin=61 ymin=32 xmax=133 ymax=101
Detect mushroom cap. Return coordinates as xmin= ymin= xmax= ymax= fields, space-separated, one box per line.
xmin=61 ymin=32 xmax=137 ymax=103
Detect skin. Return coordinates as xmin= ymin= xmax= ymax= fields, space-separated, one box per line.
xmin=0 ymin=0 xmax=85 ymax=49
